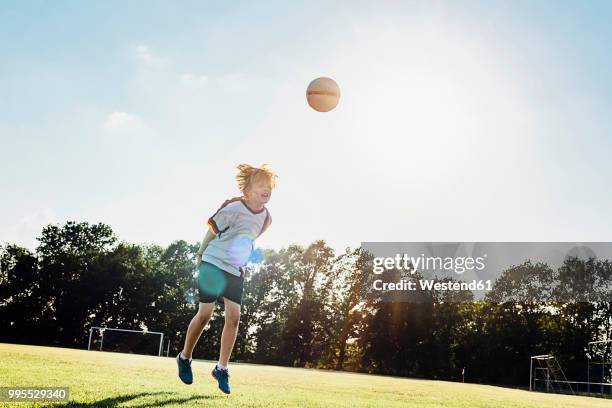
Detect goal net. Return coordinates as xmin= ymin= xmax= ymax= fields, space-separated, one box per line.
xmin=529 ymin=355 xmax=574 ymax=395
xmin=87 ymin=327 xmax=165 ymax=356
xmin=587 ymin=340 xmax=612 ymax=395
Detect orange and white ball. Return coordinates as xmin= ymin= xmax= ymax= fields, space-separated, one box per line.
xmin=306 ymin=77 xmax=340 ymax=112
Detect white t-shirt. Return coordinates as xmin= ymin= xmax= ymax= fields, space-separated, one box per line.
xmin=202 ymin=197 xmax=271 ymax=276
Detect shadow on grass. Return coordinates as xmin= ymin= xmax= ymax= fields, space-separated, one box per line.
xmin=39 ymin=391 xmax=223 ymax=407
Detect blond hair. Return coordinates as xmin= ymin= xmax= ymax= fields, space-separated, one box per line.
xmin=236 ymin=163 xmax=278 ymax=194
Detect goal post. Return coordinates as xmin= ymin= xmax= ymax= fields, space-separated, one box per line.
xmin=531 ymin=343 xmax=612 ymax=396
xmin=587 ymin=339 xmax=612 ymax=395
xmin=529 ymin=354 xmax=574 ymax=395
xmin=87 ymin=326 xmax=165 ymax=356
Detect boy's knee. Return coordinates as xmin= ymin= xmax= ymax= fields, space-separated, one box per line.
xmin=196 ymin=309 xmax=213 ymax=323
xmin=197 ymin=315 xmax=210 ymax=325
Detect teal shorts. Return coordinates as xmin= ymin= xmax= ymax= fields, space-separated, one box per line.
xmin=197 ymin=261 xmax=244 ymax=305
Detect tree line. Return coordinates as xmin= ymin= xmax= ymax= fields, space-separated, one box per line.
xmin=1 ymin=221 xmax=610 ymax=387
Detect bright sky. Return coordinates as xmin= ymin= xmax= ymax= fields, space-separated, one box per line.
xmin=1 ymin=1 xmax=612 ymax=254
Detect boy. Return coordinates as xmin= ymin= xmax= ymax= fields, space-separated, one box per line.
xmin=176 ymin=163 xmax=276 ymax=395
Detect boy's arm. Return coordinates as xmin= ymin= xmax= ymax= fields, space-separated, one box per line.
xmin=195 ymin=228 xmax=217 ymax=266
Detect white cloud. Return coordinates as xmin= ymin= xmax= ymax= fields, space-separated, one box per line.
xmin=134 ymin=45 xmax=164 ymax=66
xmin=102 ymin=111 xmax=144 ymax=131
xmin=19 ymin=208 xmax=57 ymax=232
xmin=0 ymin=208 xmax=58 ymax=250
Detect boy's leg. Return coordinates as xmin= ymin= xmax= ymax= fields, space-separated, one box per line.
xmin=218 ymin=297 xmax=241 ymax=366
xmin=211 ymin=297 xmax=240 ymax=394
xmin=181 ymin=301 xmax=215 ymax=359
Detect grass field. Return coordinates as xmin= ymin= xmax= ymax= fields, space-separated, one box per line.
xmin=0 ymin=343 xmax=609 ymax=408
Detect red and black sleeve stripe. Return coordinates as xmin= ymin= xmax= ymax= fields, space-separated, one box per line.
xmin=206 ymin=197 xmax=241 ymax=235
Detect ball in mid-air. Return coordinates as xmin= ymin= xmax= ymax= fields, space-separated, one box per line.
xmin=306 ymin=77 xmax=340 ymax=112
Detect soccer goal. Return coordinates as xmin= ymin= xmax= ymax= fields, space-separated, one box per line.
xmin=529 ymin=355 xmax=574 ymax=395
xmin=87 ymin=326 xmax=165 ymax=356
xmin=587 ymin=340 xmax=612 ymax=395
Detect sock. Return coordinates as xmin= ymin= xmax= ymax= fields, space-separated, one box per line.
xmin=216 ymin=362 xmax=228 ymax=371
xmin=180 ymin=352 xmax=192 ymax=362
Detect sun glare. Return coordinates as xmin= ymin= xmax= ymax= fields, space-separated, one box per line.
xmin=335 ymin=21 xmax=529 ymax=185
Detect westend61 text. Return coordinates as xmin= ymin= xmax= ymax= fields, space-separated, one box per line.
xmin=373 ymin=279 xmax=493 ymax=292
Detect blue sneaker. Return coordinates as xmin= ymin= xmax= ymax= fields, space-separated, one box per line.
xmin=176 ymin=353 xmax=193 ymax=384
xmin=211 ymin=365 xmax=231 ymax=394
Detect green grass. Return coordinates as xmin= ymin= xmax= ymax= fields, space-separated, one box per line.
xmin=0 ymin=343 xmax=609 ymax=408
